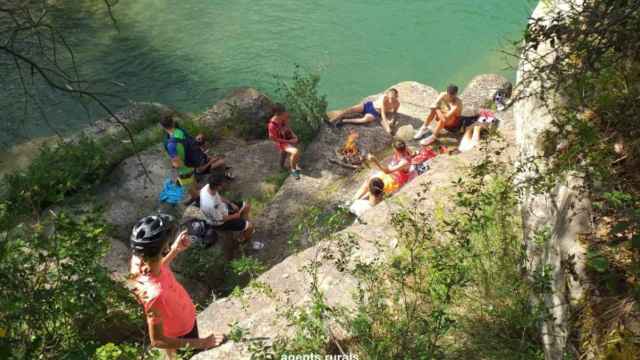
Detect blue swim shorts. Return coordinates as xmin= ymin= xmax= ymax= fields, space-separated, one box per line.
xmin=363 ymin=101 xmax=381 ymax=119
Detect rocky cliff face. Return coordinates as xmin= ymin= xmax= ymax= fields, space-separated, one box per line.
xmin=514 ymin=1 xmax=589 ymax=359
xmin=189 ymin=75 xmax=512 ymax=359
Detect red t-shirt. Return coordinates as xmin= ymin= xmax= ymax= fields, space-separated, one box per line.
xmin=132 ymin=264 xmax=196 ymax=337
xmin=267 ymin=119 xmax=289 ymax=151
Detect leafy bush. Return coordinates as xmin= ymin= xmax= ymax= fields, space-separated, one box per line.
xmin=245 ymin=137 xmax=544 ymax=360
xmin=275 ymin=65 xmax=328 ymax=145
xmin=3 ymin=136 xmax=110 ymax=217
xmin=518 ymin=1 xmax=640 ymax=356
xmin=0 ymin=209 xmax=143 ymax=359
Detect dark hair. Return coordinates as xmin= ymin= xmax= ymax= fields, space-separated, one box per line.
xmin=369 ymin=177 xmax=385 ymax=197
xmin=447 ymin=84 xmax=459 ymax=96
xmin=159 ymin=113 xmax=175 ymax=129
xmin=272 ymin=103 xmax=287 ymax=116
xmin=387 ymin=88 xmax=398 ymax=96
xmin=393 ymin=140 xmax=407 ymax=152
xmin=208 ymin=172 xmax=227 ymax=188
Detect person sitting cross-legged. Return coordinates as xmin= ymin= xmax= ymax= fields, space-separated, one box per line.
xmin=328 ymin=88 xmax=400 ymax=135
xmin=414 ymin=84 xmax=463 ymax=139
xmin=268 ymin=103 xmax=302 ymax=180
xmin=199 ymin=173 xmax=261 ymax=249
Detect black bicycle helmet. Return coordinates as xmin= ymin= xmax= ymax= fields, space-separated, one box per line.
xmin=130 ymin=214 xmax=176 ymax=256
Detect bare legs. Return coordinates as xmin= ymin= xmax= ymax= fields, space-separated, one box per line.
xmin=328 ymin=103 xmax=365 ymax=124
xmin=283 ymin=146 xmax=301 ymax=171
xmin=329 ymin=103 xmax=394 ymax=134
xmin=239 ymin=203 xmax=255 ymax=242
xmin=415 ymin=108 xmax=456 ymax=138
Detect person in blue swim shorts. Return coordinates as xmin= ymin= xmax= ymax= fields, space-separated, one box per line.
xmin=328 ymin=88 xmax=400 ymax=135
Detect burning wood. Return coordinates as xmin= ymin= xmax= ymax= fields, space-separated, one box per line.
xmin=334 ymin=130 xmax=365 ymax=168
xmin=341 ymin=130 xmax=359 ymax=157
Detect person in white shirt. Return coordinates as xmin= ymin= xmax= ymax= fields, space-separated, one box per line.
xmin=199 ymin=173 xmax=255 ymax=243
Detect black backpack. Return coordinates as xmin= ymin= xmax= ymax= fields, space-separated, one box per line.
xmin=181 ymin=218 xmax=218 ymax=249
xmin=163 ymin=127 xmax=208 ymax=168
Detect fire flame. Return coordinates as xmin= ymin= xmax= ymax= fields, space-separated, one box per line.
xmin=341 ymin=130 xmax=359 ymax=156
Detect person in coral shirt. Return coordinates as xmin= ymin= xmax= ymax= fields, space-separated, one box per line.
xmin=128 ymin=214 xmax=226 ymax=359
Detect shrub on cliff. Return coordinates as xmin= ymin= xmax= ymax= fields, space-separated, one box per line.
xmin=518 ymin=1 xmax=640 ymax=356
xmin=0 ymin=209 xmax=143 ymax=359
xmin=3 ymin=136 xmax=111 ymax=218
xmin=276 ymin=65 xmax=328 ymax=145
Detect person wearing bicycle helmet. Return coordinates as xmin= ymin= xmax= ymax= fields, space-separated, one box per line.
xmin=128 ymin=214 xmax=226 ymax=358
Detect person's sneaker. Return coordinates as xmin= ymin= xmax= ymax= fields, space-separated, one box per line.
xmin=251 ymin=241 xmax=265 ymax=250
xmin=413 ymin=125 xmax=431 ymax=140
xmin=291 ymin=169 xmax=301 ymax=180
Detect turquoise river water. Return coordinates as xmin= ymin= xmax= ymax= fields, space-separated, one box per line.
xmin=1 ymin=0 xmax=536 ymax=145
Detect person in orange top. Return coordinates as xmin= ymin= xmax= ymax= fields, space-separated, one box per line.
xmin=128 ymin=214 xmax=226 ymax=359
xmin=268 ymin=103 xmax=302 ymax=179
xmin=414 ymin=84 xmax=463 ymax=139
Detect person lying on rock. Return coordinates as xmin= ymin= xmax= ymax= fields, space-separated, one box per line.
xmin=349 ymin=177 xmax=385 ymax=219
xmin=128 ymin=214 xmax=227 ymax=359
xmin=267 ymin=103 xmax=303 ymax=180
xmin=351 ymin=140 xmax=413 ymax=202
xmin=414 ymin=84 xmax=463 ymax=139
xmin=160 ymin=114 xmax=227 ymax=203
xmin=199 ymin=173 xmax=260 ymax=247
xmin=328 ymin=88 xmax=400 ymax=135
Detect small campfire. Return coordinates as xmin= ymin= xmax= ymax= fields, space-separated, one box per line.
xmin=331 ymin=130 xmax=366 ymax=169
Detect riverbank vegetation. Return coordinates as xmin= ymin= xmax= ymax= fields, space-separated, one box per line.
xmin=236 ymin=137 xmax=545 ymax=359
xmin=518 ymin=0 xmax=640 ymax=357
xmin=0 ymin=66 xmax=327 ymax=358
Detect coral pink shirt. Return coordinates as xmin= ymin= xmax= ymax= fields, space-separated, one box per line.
xmin=132 ymin=264 xmax=196 ymax=337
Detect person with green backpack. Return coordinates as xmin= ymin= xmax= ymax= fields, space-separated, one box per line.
xmin=160 ymin=114 xmax=225 ymax=202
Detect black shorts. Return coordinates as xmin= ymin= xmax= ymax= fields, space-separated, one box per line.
xmin=212 ymin=202 xmax=249 ymax=232
xmin=178 ymin=321 xmax=199 ymax=339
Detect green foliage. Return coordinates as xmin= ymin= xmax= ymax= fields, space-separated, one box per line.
xmin=230 ymin=256 xmax=266 ymax=278
xmin=519 ymin=2 xmax=640 ymax=355
xmin=175 ymin=244 xmax=226 ymax=286
xmin=3 ymin=136 xmax=111 ymax=217
xmin=0 ymin=209 xmax=143 ymax=359
xmin=247 ymin=137 xmax=544 ymax=360
xmin=275 ymin=65 xmax=328 ymax=145
xmin=288 ymin=205 xmax=352 ymax=251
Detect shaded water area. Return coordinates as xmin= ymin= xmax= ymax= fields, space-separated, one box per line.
xmin=1 ymin=0 xmax=536 ymax=147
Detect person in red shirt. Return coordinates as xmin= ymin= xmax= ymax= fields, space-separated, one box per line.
xmin=351 ymin=140 xmax=413 ymax=201
xmin=128 ymin=214 xmax=226 ymax=359
xmin=268 ymin=103 xmax=302 ymax=180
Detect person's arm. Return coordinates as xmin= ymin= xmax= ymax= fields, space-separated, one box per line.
xmin=166 ymin=142 xmax=185 ymax=169
xmin=217 ymin=196 xmax=242 ymax=221
xmin=288 ymin=130 xmax=299 ymax=144
xmin=431 ymin=93 xmax=445 ymax=109
xmin=162 ymin=231 xmax=191 ymax=266
xmin=446 ymin=102 xmax=460 ymax=118
xmin=147 ymin=308 xmax=215 ymax=350
xmin=380 ymin=98 xmax=389 ymax=124
xmin=367 ymin=155 xmax=408 ymax=174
